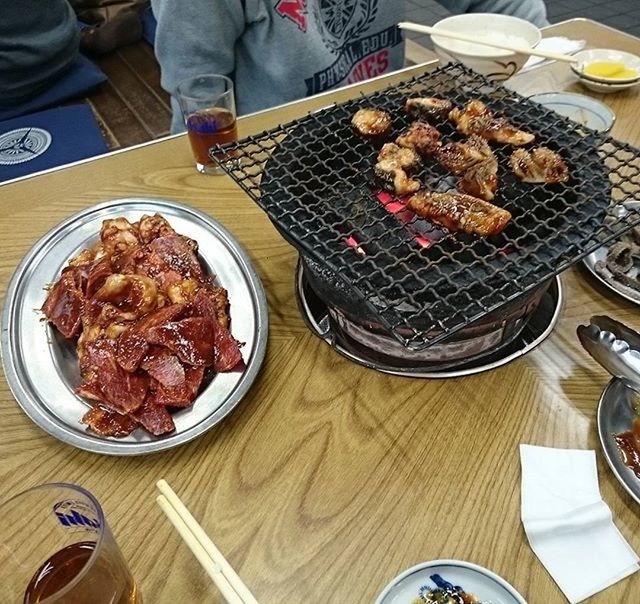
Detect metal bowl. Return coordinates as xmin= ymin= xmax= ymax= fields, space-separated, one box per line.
xmin=597 ymin=378 xmax=640 ymax=505
xmin=1 ymin=198 xmax=268 ymax=455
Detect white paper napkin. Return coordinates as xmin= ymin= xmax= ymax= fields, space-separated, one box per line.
xmin=521 ymin=37 xmax=586 ymax=72
xmin=520 ymin=444 xmax=639 ymax=603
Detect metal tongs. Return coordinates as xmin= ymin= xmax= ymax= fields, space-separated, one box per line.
xmin=577 ymin=315 xmax=640 ymax=393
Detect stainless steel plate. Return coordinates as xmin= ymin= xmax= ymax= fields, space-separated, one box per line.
xmin=597 ymin=378 xmax=640 ymax=505
xmin=1 ymin=198 xmax=268 ymax=455
xmin=582 ymin=201 xmax=640 ymax=307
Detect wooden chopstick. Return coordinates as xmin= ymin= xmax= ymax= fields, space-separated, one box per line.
xmin=398 ymin=21 xmax=578 ymax=63
xmin=156 ymin=495 xmax=245 ymax=604
xmin=156 ymin=480 xmax=260 ymax=604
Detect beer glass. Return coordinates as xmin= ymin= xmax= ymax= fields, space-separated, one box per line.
xmin=176 ymin=74 xmax=238 ymax=175
xmin=0 ymin=483 xmax=141 ymax=604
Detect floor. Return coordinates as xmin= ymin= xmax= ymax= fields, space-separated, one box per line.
xmin=87 ymin=1 xmax=640 ymax=152
xmin=86 ymin=42 xmax=171 ymax=150
xmin=404 ymin=0 xmax=640 ymax=49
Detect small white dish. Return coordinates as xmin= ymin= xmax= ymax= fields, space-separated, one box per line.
xmin=579 ymin=78 xmax=640 ymax=95
xmin=571 ymin=48 xmax=640 ymax=84
xmin=431 ymin=14 xmax=541 ymax=81
xmin=529 ymin=92 xmax=615 ymax=133
xmin=375 ymin=559 xmax=527 ymax=604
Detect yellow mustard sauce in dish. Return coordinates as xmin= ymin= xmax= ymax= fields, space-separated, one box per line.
xmin=583 ymin=61 xmax=638 ymax=80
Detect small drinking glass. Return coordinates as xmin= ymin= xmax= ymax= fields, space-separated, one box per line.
xmin=0 ymin=483 xmax=141 ymax=604
xmin=176 ymin=74 xmax=238 ymax=175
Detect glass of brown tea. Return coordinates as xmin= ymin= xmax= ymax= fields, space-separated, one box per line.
xmin=176 ymin=74 xmax=238 ymax=175
xmin=0 ymin=483 xmax=141 ymax=604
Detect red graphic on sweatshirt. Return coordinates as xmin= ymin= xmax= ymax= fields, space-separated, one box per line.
xmin=275 ymin=0 xmax=307 ymax=32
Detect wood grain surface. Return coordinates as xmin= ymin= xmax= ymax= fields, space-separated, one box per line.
xmin=87 ymin=41 xmax=172 ymax=150
xmin=0 ymin=20 xmax=639 ymax=604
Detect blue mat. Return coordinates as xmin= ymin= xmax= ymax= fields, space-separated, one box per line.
xmin=141 ymin=6 xmax=157 ymax=46
xmin=0 ymin=55 xmax=107 ymax=122
xmin=0 ymin=104 xmax=108 ymax=182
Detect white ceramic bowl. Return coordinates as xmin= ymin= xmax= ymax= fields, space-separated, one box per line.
xmin=529 ymin=92 xmax=615 ymax=132
xmin=571 ymin=48 xmax=640 ymax=84
xmin=579 ymin=78 xmax=640 ymax=94
xmin=375 ymin=559 xmax=527 ymax=604
xmin=431 ymin=14 xmax=541 ymax=81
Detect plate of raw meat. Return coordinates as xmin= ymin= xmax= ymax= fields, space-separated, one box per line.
xmin=1 ymin=198 xmax=268 ymax=455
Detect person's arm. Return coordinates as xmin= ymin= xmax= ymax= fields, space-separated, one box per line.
xmin=434 ymin=0 xmax=549 ymax=28
xmin=150 ymin=0 xmax=245 ymax=133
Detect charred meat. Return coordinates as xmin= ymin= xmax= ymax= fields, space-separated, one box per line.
xmin=509 ymin=146 xmax=569 ymax=184
xmin=405 ymin=97 xmax=453 ymax=121
xmin=377 ymin=142 xmax=422 ymax=171
xmin=375 ymin=163 xmax=422 ymax=196
xmin=396 ymin=121 xmax=441 ymax=157
xmin=351 ymin=107 xmax=392 ymax=138
xmin=449 ymin=100 xmax=535 ymax=146
xmin=375 ymin=143 xmax=422 ymax=196
xmin=406 ymin=190 xmax=511 ymax=236
xmin=436 ymin=134 xmax=493 ymax=175
xmin=459 ymin=158 xmax=499 ymax=201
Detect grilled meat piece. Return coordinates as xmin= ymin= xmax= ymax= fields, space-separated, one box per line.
xmin=459 ymin=158 xmax=499 ymax=201
xmin=396 ymin=121 xmax=441 ymax=157
xmin=440 ymin=136 xmax=499 ymax=200
xmin=449 ymin=100 xmax=535 ymax=146
xmin=436 ymin=134 xmax=492 ymax=175
xmin=375 ymin=161 xmax=421 ymax=195
xmin=509 ymin=146 xmax=569 ymax=183
xmin=351 ymin=107 xmax=392 ymax=138
xmin=406 ymin=190 xmax=511 ymax=236
xmin=405 ymin=97 xmax=453 ymax=121
xmin=377 ymin=142 xmax=422 ymax=171
xmin=375 ymin=143 xmax=422 ymax=195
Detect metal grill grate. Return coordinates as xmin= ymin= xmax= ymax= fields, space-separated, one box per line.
xmin=214 ymin=64 xmax=640 ymax=351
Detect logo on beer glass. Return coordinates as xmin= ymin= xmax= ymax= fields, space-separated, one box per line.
xmin=53 ymin=500 xmax=101 ymax=531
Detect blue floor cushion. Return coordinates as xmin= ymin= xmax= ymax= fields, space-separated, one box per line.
xmin=0 ymin=104 xmax=109 ymax=182
xmin=0 ymin=55 xmax=107 ymax=122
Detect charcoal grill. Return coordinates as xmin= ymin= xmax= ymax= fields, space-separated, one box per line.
xmin=296 ymin=256 xmax=563 ymax=377
xmin=214 ymin=63 xmax=640 ymax=352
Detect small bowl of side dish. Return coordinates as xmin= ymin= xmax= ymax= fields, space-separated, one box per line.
xmin=571 ymin=48 xmax=640 ymax=93
xmin=375 ymin=559 xmax=527 ymax=604
xmin=578 ymin=78 xmax=640 ymax=94
xmin=431 ymin=14 xmax=541 ymax=81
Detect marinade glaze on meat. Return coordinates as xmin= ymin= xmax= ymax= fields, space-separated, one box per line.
xmin=42 ymin=214 xmax=242 ymax=437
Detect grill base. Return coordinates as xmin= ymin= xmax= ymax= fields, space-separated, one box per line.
xmin=295 ymin=258 xmax=562 ymax=378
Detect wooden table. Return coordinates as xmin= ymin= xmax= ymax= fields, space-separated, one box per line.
xmin=1 ymin=19 xmax=639 ymax=604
